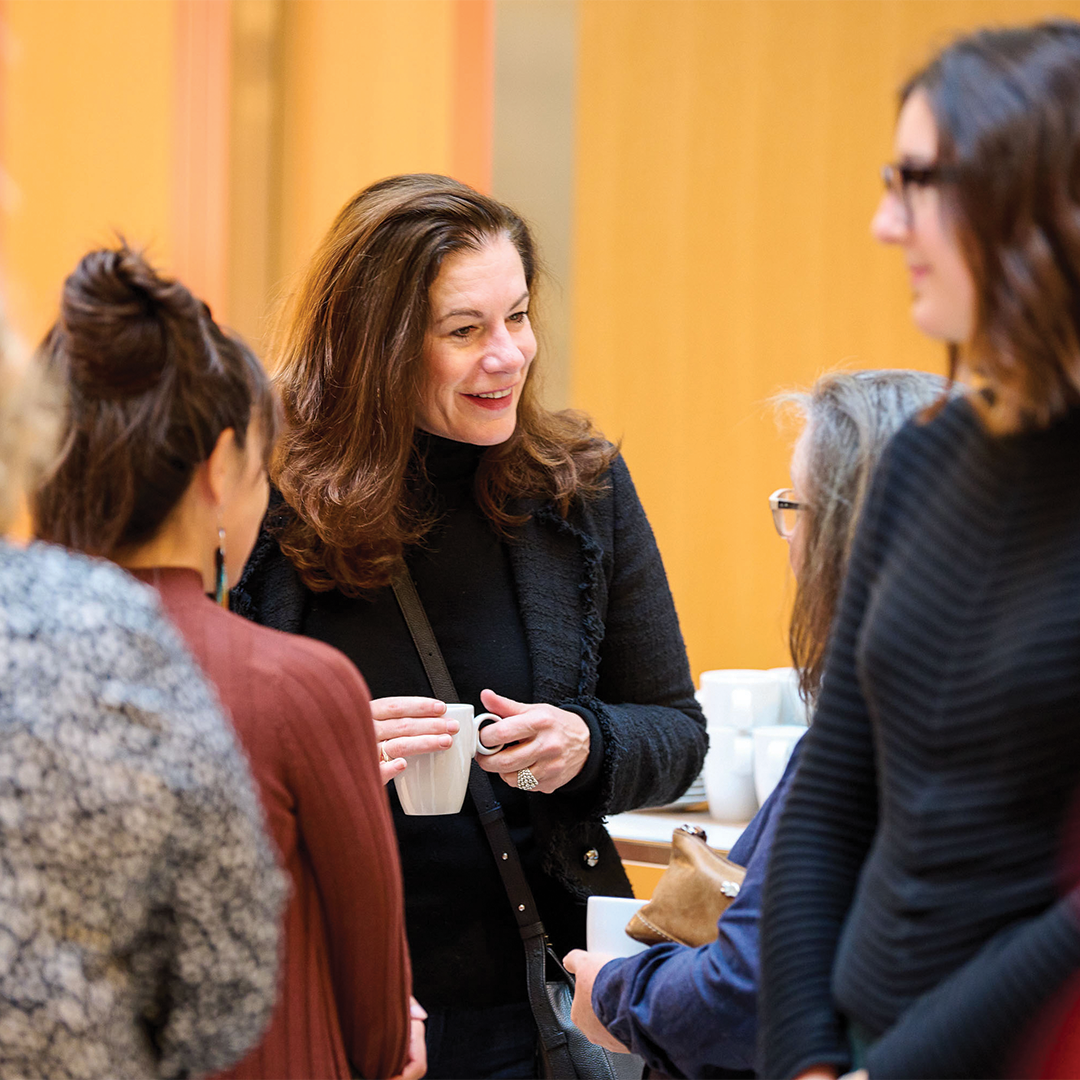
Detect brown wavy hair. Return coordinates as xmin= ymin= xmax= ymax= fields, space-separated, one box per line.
xmin=778 ymin=370 xmax=951 ymax=703
xmin=33 ymin=244 xmax=278 ymax=557
xmin=271 ymin=173 xmax=614 ymax=594
xmin=903 ymin=21 xmax=1080 ymax=433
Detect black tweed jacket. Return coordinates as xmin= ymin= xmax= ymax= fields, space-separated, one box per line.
xmin=232 ymin=453 xmax=708 ymax=900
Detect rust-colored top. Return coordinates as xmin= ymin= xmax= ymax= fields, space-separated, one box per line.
xmin=136 ymin=568 xmax=411 ymax=1080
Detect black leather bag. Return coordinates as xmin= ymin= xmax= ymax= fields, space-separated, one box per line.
xmin=538 ymin=941 xmax=644 ymax=1080
xmin=393 ymin=572 xmax=643 ymax=1080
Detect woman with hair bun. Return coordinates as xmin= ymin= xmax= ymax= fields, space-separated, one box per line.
xmin=35 ymin=245 xmax=419 ymax=1080
xmin=760 ymin=21 xmax=1080 ymax=1079
xmin=0 ymin=309 xmax=286 ymax=1076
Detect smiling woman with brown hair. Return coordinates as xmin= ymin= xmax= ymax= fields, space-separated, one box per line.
xmin=268 ymin=173 xmax=613 ymax=597
xmin=234 ymin=173 xmax=707 ymax=1078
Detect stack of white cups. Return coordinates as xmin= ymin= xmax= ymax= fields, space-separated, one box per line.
xmin=699 ymin=669 xmax=808 ymax=822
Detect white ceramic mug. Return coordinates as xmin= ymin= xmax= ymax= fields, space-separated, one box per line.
xmin=769 ymin=667 xmax=810 ymax=727
xmin=703 ymin=725 xmax=758 ymax=822
xmin=698 ymin=669 xmax=785 ymax=730
xmin=586 ymin=895 xmax=648 ymax=957
xmin=752 ymin=724 xmax=805 ymax=806
xmin=394 ymin=703 xmax=502 ymax=816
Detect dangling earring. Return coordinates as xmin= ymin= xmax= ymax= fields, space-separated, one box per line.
xmin=214 ymin=525 xmax=229 ymax=608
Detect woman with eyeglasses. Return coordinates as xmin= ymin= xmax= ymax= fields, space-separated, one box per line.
xmin=759 ymin=21 xmax=1080 ymax=1080
xmin=564 ymin=369 xmax=945 ymax=1079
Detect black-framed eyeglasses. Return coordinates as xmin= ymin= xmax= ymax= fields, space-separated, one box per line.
xmin=881 ymin=161 xmax=960 ymax=225
xmin=769 ymin=488 xmax=803 ymax=539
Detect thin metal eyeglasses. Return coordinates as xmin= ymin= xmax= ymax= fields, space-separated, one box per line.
xmin=881 ymin=161 xmax=960 ymax=225
xmin=769 ymin=488 xmax=804 ymax=539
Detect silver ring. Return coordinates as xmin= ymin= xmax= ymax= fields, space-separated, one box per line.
xmin=516 ymin=767 xmax=539 ymax=792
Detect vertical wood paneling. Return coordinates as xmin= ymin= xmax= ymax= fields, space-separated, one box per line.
xmin=573 ymin=0 xmax=1080 ymax=680
xmin=228 ymin=0 xmax=496 ymax=361
xmin=452 ymin=0 xmax=494 ymax=193
xmin=173 ymin=0 xmax=232 ymax=320
xmin=274 ymin=0 xmax=456 ymax=294
xmin=227 ymin=0 xmax=284 ymax=352
xmin=493 ymin=0 xmax=578 ymax=410
xmin=0 ymin=0 xmax=174 ymax=344
xmin=0 ymin=0 xmax=8 ymax=286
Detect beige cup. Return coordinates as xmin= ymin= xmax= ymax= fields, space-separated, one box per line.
xmin=394 ymin=703 xmax=502 ymax=816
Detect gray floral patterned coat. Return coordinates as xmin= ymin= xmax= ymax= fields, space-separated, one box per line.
xmin=0 ymin=542 xmax=286 ymax=1079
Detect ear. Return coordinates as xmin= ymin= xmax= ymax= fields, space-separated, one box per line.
xmin=204 ymin=428 xmax=239 ymax=509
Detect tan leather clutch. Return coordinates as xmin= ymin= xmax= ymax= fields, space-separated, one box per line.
xmin=624 ymin=824 xmax=746 ymax=947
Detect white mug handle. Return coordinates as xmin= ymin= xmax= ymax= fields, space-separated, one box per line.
xmin=475 ymin=712 xmax=503 ymax=756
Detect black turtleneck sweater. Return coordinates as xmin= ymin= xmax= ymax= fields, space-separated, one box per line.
xmin=303 ymin=433 xmax=586 ymax=1008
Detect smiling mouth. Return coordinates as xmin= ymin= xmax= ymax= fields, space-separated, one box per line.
xmin=463 ymin=387 xmax=515 ymax=412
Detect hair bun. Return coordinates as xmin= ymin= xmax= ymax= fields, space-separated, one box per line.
xmin=59 ymin=246 xmax=206 ymax=399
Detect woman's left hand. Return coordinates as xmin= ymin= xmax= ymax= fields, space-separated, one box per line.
xmin=475 ymin=689 xmax=590 ymax=793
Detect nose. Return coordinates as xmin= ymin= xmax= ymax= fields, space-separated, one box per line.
xmin=871 ymin=189 xmax=909 ymax=245
xmin=481 ymin=324 xmax=528 ymax=374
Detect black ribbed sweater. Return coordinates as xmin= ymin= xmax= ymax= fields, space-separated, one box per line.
xmin=760 ymin=397 xmax=1080 ymax=1079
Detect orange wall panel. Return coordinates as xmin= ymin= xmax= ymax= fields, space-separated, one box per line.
xmin=173 ymin=0 xmax=232 ymax=322
xmin=0 ymin=0 xmax=174 ymax=345
xmin=573 ymin=0 xmax=1080 ymax=680
xmin=275 ymin=0 xmax=458 ymax=290
xmin=452 ymin=0 xmax=494 ymax=194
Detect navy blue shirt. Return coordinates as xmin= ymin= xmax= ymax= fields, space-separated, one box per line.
xmin=592 ymin=736 xmax=805 ymax=1078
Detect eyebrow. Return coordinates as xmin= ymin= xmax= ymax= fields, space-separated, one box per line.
xmin=436 ymin=292 xmax=530 ymax=325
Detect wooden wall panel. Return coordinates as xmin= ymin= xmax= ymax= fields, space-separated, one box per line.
xmin=228 ymin=0 xmax=494 ymax=355
xmin=173 ymin=0 xmax=231 ymax=321
xmin=274 ymin=0 xmax=457 ymax=297
xmin=0 ymin=0 xmax=174 ymax=345
xmin=452 ymin=0 xmax=494 ymax=194
xmin=573 ymin=0 xmax=1080 ymax=680
xmin=493 ymin=0 xmax=578 ymax=411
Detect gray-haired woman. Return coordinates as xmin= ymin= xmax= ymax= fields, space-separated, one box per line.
xmin=565 ymin=368 xmax=948 ymax=1080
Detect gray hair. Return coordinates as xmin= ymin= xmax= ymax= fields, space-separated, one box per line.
xmin=777 ymin=369 xmax=954 ymax=702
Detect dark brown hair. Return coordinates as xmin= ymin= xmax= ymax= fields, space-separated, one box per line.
xmin=778 ymin=370 xmax=950 ymax=702
xmin=271 ymin=173 xmax=614 ymax=594
xmin=33 ymin=244 xmax=278 ymax=556
xmin=903 ymin=20 xmax=1080 ymax=433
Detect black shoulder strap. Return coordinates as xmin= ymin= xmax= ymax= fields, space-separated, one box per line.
xmin=391 ymin=571 xmax=578 ymax=1073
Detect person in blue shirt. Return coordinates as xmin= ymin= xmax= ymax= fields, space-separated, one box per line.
xmin=565 ymin=368 xmax=949 ymax=1079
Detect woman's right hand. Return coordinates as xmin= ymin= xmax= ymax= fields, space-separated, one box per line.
xmin=388 ymin=997 xmax=427 ymax=1080
xmin=372 ymin=697 xmax=459 ymax=785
